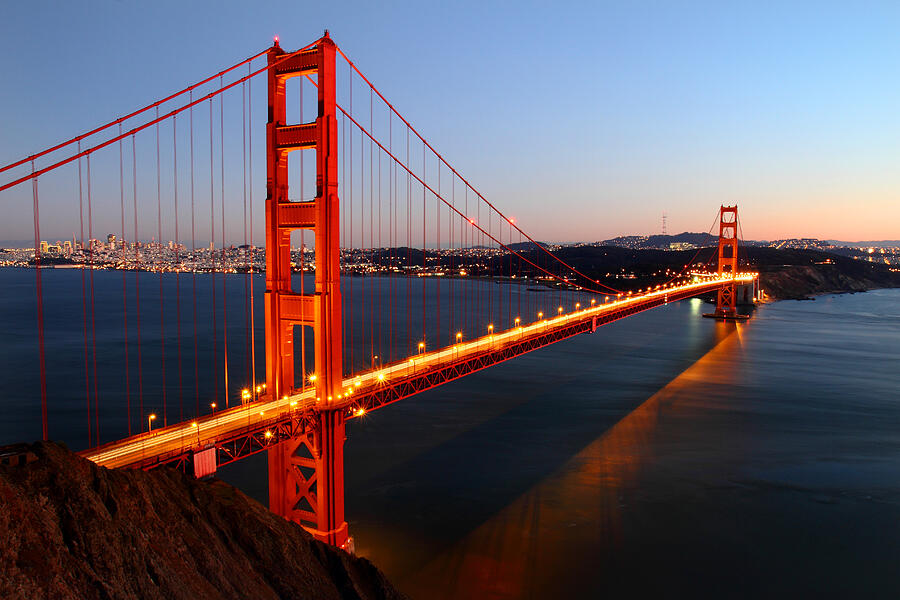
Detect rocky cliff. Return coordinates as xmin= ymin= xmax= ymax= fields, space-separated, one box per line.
xmin=745 ymin=248 xmax=900 ymax=300
xmin=0 ymin=442 xmax=406 ymax=600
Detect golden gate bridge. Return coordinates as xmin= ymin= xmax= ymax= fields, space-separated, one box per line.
xmin=0 ymin=33 xmax=757 ymax=551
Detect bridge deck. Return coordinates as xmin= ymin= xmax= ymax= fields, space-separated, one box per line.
xmin=80 ymin=275 xmax=755 ymax=470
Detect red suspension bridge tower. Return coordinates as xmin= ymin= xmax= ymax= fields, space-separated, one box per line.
xmin=704 ymin=205 xmax=751 ymax=320
xmin=264 ymin=33 xmax=350 ymax=550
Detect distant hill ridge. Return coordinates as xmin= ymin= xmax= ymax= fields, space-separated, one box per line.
xmin=601 ymin=232 xmax=718 ymax=248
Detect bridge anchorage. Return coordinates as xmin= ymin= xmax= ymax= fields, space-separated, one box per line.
xmin=703 ymin=205 xmax=755 ymax=320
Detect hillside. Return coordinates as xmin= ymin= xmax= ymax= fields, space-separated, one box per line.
xmin=0 ymin=442 xmax=405 ymax=600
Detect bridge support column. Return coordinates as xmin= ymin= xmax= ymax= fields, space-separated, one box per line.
xmin=267 ymin=412 xmax=349 ymax=549
xmin=264 ymin=32 xmax=350 ymax=550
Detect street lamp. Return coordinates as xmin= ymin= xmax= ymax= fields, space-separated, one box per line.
xmin=418 ymin=341 xmax=425 ymax=354
xmin=456 ymin=332 xmax=462 ymax=343
xmin=147 ymin=413 xmax=157 ymax=432
xmin=538 ymin=311 xmax=543 ymax=320
xmin=210 ymin=402 xmax=217 ymax=414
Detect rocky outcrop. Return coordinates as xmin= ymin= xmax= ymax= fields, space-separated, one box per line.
xmin=0 ymin=442 xmax=406 ymax=600
xmin=746 ymin=248 xmax=900 ymax=300
xmin=760 ymin=265 xmax=874 ymax=300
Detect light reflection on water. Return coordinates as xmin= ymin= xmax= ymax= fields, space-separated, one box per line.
xmin=394 ymin=323 xmax=744 ymax=598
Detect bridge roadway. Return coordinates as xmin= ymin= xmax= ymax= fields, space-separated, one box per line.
xmin=81 ymin=275 xmax=756 ymax=471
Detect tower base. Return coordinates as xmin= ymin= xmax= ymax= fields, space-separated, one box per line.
xmin=702 ymin=311 xmax=751 ymax=321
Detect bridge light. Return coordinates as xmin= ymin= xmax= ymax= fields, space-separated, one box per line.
xmin=558 ymin=306 xmax=563 ymax=314
xmin=259 ymin=411 xmax=264 ymax=416
xmin=456 ymin=332 xmax=462 ymax=342
xmin=591 ymin=299 xmax=596 ymax=306
xmin=377 ymin=373 xmax=385 ymax=381
xmin=290 ymin=401 xmax=298 ymax=407
xmin=538 ymin=311 xmax=543 ymax=320
xmin=354 ymin=379 xmax=362 ymax=387
xmin=265 ymin=430 xmax=273 ymax=439
xmin=418 ymin=341 xmax=425 ymax=354
xmin=148 ymin=413 xmax=157 ymax=432
xmin=575 ymin=303 xmax=580 ymax=310
xmin=191 ymin=421 xmax=198 ymax=428
xmin=309 ymin=374 xmax=317 ymax=383
xmin=514 ymin=317 xmax=520 ymax=326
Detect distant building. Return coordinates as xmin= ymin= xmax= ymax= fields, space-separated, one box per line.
xmin=107 ymin=234 xmax=117 ymax=249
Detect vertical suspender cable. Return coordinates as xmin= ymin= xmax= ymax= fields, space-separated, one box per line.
xmin=173 ymin=116 xmax=183 ymax=422
xmin=156 ymin=107 xmax=167 ymax=425
xmin=436 ymin=161 xmax=440 ymax=346
xmin=220 ymin=77 xmax=230 ymax=407
xmin=132 ymin=136 xmax=144 ymax=430
xmin=248 ymin=67 xmax=257 ymax=395
xmin=209 ymin=99 xmax=219 ymax=408
xmin=349 ymin=69 xmax=354 ymax=374
xmin=119 ymin=125 xmax=131 ymax=435
xmin=31 ymin=162 xmax=48 ymax=441
xmin=190 ymin=92 xmax=199 ymax=417
xmin=78 ymin=146 xmax=91 ymax=445
xmin=87 ymin=155 xmax=100 ymax=446
xmin=242 ymin=79 xmax=250 ymax=390
xmin=370 ymin=88 xmax=374 ymax=369
xmin=422 ymin=145 xmax=426 ymax=347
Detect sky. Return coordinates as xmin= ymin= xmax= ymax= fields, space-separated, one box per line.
xmin=1 ymin=0 xmax=899 ymax=243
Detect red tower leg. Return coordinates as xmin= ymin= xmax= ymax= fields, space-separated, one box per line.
xmin=265 ymin=33 xmax=350 ymax=550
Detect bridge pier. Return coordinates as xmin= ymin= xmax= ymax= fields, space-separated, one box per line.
xmin=267 ymin=412 xmax=350 ymax=550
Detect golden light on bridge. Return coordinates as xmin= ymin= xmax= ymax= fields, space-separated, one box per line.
xmin=147 ymin=413 xmax=157 ymax=432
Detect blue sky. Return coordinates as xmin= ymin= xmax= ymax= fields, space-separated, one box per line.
xmin=1 ymin=1 xmax=899 ymax=242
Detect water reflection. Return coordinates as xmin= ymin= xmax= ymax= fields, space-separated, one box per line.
xmin=397 ymin=321 xmax=744 ymax=599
